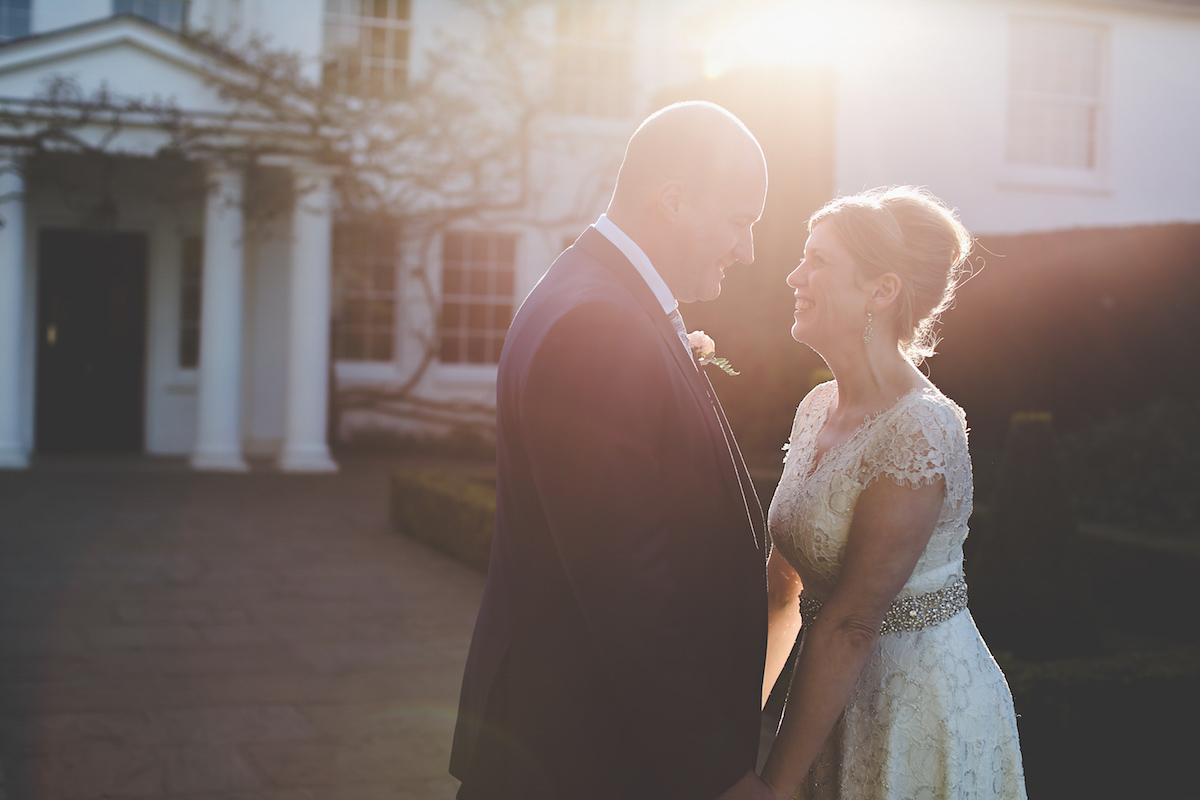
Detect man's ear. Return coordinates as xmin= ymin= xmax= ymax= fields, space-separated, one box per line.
xmin=657 ymin=179 xmax=686 ymax=222
xmin=870 ymin=273 xmax=903 ymax=311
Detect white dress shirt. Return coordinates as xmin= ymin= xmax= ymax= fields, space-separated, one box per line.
xmin=592 ymin=215 xmax=696 ymax=363
xmin=594 ymin=214 xmax=677 ymax=316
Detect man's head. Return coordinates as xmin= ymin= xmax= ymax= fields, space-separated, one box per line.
xmin=607 ymin=101 xmax=768 ymax=303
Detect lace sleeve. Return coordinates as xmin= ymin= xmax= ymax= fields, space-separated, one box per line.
xmin=861 ymin=395 xmax=965 ymax=491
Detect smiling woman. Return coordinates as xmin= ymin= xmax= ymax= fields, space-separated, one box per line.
xmin=760 ymin=187 xmax=1025 ymax=800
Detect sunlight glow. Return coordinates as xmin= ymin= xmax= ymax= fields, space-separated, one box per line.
xmin=703 ymin=0 xmax=878 ymax=78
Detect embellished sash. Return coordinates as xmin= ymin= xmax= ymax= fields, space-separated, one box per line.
xmin=799 ymin=579 xmax=969 ymax=635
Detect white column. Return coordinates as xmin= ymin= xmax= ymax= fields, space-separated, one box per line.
xmin=0 ymin=155 xmax=28 ymax=469
xmin=279 ymin=166 xmax=337 ymax=472
xmin=190 ymin=165 xmax=248 ymax=471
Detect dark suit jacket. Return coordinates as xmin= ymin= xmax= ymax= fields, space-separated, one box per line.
xmin=450 ymin=227 xmax=768 ymax=800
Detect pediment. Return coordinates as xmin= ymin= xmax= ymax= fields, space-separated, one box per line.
xmin=0 ymin=15 xmax=275 ymax=119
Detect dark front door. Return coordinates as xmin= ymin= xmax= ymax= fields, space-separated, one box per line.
xmin=35 ymin=230 xmax=148 ymax=453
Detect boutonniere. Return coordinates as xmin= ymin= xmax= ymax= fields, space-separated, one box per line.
xmin=687 ymin=330 xmax=739 ymax=376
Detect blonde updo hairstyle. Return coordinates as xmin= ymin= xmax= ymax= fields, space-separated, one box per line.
xmin=808 ymin=186 xmax=973 ymax=364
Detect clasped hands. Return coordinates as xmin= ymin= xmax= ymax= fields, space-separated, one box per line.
xmin=715 ymin=770 xmax=777 ymax=800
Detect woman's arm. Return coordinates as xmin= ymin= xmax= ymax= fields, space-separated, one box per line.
xmin=763 ymin=547 xmax=803 ymax=708
xmin=759 ymin=475 xmax=946 ymax=799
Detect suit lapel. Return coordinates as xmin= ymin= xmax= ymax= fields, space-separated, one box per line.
xmin=701 ymin=371 xmax=767 ymax=550
xmin=576 ymin=228 xmax=762 ymax=549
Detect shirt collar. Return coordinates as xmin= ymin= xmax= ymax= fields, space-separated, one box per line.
xmin=594 ymin=214 xmax=677 ymax=316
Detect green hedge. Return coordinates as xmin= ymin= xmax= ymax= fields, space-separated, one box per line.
xmin=390 ymin=469 xmax=495 ymax=573
xmin=997 ymin=646 xmax=1200 ymax=797
xmin=964 ymin=413 xmax=1104 ymax=659
xmin=1061 ymin=398 xmax=1200 ymax=539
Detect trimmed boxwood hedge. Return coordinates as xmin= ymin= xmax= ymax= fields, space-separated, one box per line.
xmin=1062 ymin=398 xmax=1200 ymax=539
xmin=390 ymin=469 xmax=495 ymax=573
xmin=964 ymin=413 xmax=1106 ymax=659
xmin=998 ymin=646 xmax=1200 ymax=797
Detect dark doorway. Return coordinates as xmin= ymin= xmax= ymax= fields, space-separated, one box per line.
xmin=35 ymin=230 xmax=148 ymax=453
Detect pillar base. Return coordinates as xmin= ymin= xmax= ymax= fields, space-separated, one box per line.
xmin=0 ymin=446 xmax=29 ymax=469
xmin=190 ymin=449 xmax=249 ymax=472
xmin=278 ymin=446 xmax=338 ymax=473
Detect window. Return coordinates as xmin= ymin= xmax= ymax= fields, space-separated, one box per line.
xmin=114 ymin=0 xmax=188 ymax=32
xmin=439 ymin=232 xmax=515 ymax=365
xmin=333 ymin=222 xmax=398 ymax=362
xmin=1007 ymin=18 xmax=1108 ymax=173
xmin=0 ymin=0 xmax=30 ymax=42
xmin=323 ymin=0 xmax=412 ymax=98
xmin=553 ymin=1 xmax=634 ymax=118
xmin=179 ymin=236 xmax=202 ymax=369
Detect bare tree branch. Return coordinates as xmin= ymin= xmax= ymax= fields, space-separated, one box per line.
xmin=0 ymin=1 xmax=615 ymax=434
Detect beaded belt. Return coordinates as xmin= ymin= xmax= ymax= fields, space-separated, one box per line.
xmin=799 ymin=579 xmax=969 ymax=635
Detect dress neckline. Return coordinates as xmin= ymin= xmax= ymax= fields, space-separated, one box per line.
xmin=804 ymin=382 xmax=934 ymax=478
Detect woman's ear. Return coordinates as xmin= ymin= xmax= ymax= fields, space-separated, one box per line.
xmin=870 ymin=273 xmax=903 ymax=311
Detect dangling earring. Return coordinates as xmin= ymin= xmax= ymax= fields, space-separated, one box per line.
xmin=863 ymin=311 xmax=874 ymax=344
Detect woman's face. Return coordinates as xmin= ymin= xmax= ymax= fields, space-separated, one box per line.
xmin=786 ymin=221 xmax=871 ymax=351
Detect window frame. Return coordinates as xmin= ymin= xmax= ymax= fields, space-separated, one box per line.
xmin=437 ymin=230 xmax=517 ymax=368
xmin=322 ymin=0 xmax=413 ymax=100
xmin=1002 ymin=15 xmax=1111 ymax=193
xmin=0 ymin=0 xmax=30 ymax=42
xmin=332 ymin=220 xmax=400 ymax=365
xmin=551 ymin=1 xmax=636 ymax=120
xmin=113 ymin=0 xmax=189 ymax=32
xmin=178 ymin=234 xmax=202 ymax=370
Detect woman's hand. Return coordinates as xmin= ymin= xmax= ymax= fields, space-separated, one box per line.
xmin=760 ymin=474 xmax=945 ymax=799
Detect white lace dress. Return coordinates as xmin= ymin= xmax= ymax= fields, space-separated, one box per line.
xmin=768 ymin=381 xmax=1026 ymax=800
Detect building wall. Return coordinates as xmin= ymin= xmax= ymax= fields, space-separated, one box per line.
xmin=14 ymin=154 xmax=297 ymax=457
xmin=15 ymin=0 xmax=1199 ymax=450
xmin=0 ymin=7 xmax=310 ymax=458
xmin=335 ymin=0 xmax=687 ymax=439
xmin=0 ymin=22 xmax=234 ymax=116
xmin=367 ymin=0 xmax=1200 ymax=442
xmin=831 ymin=0 xmax=1200 ymax=235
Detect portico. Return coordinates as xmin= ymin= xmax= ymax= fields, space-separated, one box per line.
xmin=0 ymin=16 xmax=339 ymax=471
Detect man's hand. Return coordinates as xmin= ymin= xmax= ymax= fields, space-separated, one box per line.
xmin=714 ymin=770 xmax=777 ymax=800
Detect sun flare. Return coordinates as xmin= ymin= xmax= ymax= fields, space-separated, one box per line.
xmin=703 ymin=0 xmax=876 ymax=79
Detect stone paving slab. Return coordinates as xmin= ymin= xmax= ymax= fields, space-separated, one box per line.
xmin=0 ymin=455 xmax=484 ymax=800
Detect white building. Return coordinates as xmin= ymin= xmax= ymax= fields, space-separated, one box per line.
xmin=1 ymin=0 xmax=1197 ymax=470
xmin=826 ymin=0 xmax=1200 ymax=234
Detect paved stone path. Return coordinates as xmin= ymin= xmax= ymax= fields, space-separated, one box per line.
xmin=0 ymin=455 xmax=485 ymax=799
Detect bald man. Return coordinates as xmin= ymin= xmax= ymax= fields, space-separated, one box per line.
xmin=450 ymin=102 xmax=774 ymax=800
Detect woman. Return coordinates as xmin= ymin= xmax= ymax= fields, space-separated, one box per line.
xmin=760 ymin=187 xmax=1025 ymax=799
